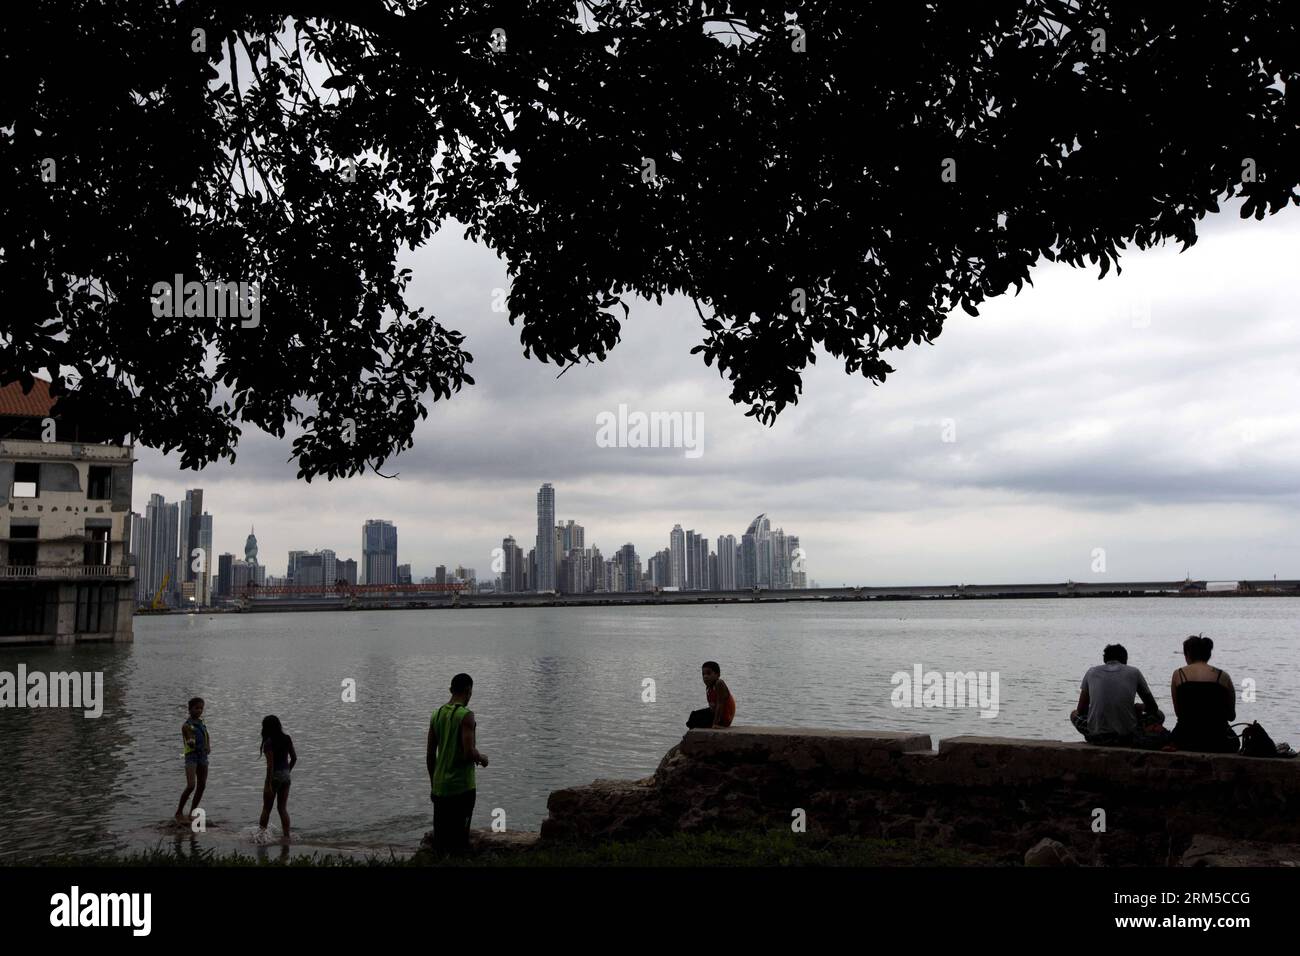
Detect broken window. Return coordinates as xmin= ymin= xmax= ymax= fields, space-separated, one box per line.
xmin=87 ymin=466 xmax=112 ymax=500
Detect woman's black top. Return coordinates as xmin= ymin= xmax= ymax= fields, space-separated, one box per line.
xmin=1171 ymin=668 xmax=1238 ymax=753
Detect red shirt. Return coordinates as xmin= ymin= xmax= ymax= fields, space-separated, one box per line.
xmin=707 ymin=683 xmax=736 ymax=726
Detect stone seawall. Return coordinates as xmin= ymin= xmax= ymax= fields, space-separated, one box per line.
xmin=541 ymin=728 xmax=1300 ymax=865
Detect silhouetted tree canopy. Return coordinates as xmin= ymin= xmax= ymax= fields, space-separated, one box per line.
xmin=2 ymin=1 xmax=1297 ymax=478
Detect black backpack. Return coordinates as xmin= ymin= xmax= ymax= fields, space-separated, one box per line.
xmin=1234 ymin=721 xmax=1282 ymax=758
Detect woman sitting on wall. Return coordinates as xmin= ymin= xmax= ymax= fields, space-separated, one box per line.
xmin=1170 ymin=634 xmax=1240 ymax=754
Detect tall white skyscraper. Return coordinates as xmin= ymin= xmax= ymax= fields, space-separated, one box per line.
xmin=535 ymin=483 xmax=556 ymax=592
xmin=717 ymin=534 xmax=738 ymax=590
xmin=319 ymin=548 xmax=337 ymax=585
xmin=669 ymin=524 xmax=686 ymax=589
xmin=195 ymin=513 xmax=213 ymax=605
xmin=741 ymin=514 xmax=769 ymax=589
xmin=770 ymin=528 xmax=790 ymax=589
xmin=787 ymin=534 xmax=806 ymax=588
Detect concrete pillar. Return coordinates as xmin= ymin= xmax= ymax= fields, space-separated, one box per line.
xmin=53 ymin=582 xmax=78 ymax=645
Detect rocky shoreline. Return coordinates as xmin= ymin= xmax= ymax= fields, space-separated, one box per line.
xmin=532 ymin=727 xmax=1300 ymax=866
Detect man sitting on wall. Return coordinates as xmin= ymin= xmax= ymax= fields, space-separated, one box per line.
xmin=1070 ymin=644 xmax=1169 ymax=747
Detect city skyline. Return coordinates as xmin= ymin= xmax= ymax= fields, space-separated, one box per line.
xmin=124 ymin=204 xmax=1300 ymax=587
xmin=125 ymin=478 xmax=811 ymax=601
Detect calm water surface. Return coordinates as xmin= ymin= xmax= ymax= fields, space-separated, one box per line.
xmin=1 ymin=599 xmax=1297 ymax=859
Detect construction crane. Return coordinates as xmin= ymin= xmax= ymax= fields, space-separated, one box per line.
xmin=151 ymin=570 xmax=171 ymax=610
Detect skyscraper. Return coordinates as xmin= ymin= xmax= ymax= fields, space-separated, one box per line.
xmin=183 ymin=489 xmax=203 ymax=583
xmin=217 ymin=552 xmax=234 ymax=599
xmin=669 ymin=524 xmax=685 ymax=589
xmin=559 ymin=519 xmax=584 ymax=552
xmin=741 ymin=513 xmax=769 ymax=589
xmin=195 ymin=513 xmax=213 ymax=605
xmin=717 ymin=534 xmax=738 ymax=590
xmin=144 ymin=494 xmax=180 ymax=606
xmin=685 ymin=529 xmax=701 ymax=589
xmin=535 ymin=483 xmax=556 ymax=592
xmin=788 ymin=534 xmax=806 ymax=589
xmin=129 ymin=512 xmax=148 ymax=603
xmin=287 ymin=550 xmax=308 ymax=584
xmin=297 ymin=553 xmax=325 ymax=587
xmin=319 ymin=548 xmax=337 ymax=585
xmin=362 ymin=519 xmax=398 ymax=585
xmin=770 ymin=527 xmax=790 ymax=589
xmin=501 ymin=536 xmax=525 ymax=593
xmin=617 ymin=543 xmax=640 ymax=593
xmin=244 ymin=526 xmax=259 ymax=566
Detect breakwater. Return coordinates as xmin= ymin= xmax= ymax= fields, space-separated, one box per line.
xmin=228 ymin=579 xmax=1300 ymax=613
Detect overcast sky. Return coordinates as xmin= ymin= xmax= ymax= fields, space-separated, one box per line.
xmin=132 ymin=200 xmax=1300 ymax=586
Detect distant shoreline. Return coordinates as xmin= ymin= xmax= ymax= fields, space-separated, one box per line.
xmin=144 ymin=582 xmax=1300 ymax=615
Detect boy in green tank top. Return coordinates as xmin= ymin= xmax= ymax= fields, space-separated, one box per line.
xmin=426 ymin=673 xmax=489 ymax=854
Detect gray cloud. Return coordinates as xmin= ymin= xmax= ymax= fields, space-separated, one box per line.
xmin=133 ymin=201 xmax=1300 ymax=585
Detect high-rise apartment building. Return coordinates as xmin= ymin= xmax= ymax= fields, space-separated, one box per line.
xmin=770 ymin=527 xmax=790 ymax=590
xmin=685 ymin=529 xmax=701 ymax=589
xmin=147 ymin=494 xmax=180 ymax=606
xmin=182 ymin=489 xmax=203 ymax=586
xmin=617 ymin=543 xmax=640 ymax=593
xmin=788 ymin=534 xmax=806 ymax=588
xmin=741 ymin=513 xmax=769 ymax=589
xmin=319 ymin=548 xmax=337 ymax=585
xmin=716 ymin=534 xmax=738 ymax=590
xmin=535 ymin=483 xmax=556 ymax=592
xmin=501 ymin=536 xmax=525 ymax=593
xmin=362 ymin=519 xmax=398 ymax=585
xmin=669 ymin=524 xmax=685 ymax=589
xmin=337 ymin=558 xmax=358 ymax=585
xmin=217 ymin=552 xmax=234 ymax=599
xmin=297 ymin=552 xmax=325 ymax=587
xmin=194 ymin=513 xmax=213 ymax=605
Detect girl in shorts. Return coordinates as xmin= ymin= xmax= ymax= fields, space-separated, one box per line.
xmin=258 ymin=715 xmax=297 ymax=841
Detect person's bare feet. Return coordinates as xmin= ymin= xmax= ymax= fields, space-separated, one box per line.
xmin=174 ymin=812 xmax=188 ymax=826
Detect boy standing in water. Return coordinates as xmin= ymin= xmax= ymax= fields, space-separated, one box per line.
xmin=427 ymin=673 xmax=489 ymax=855
xmin=687 ymin=661 xmax=736 ymax=729
xmin=175 ymin=697 xmax=210 ymax=825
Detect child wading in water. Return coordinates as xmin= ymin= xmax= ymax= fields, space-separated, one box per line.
xmin=175 ymin=697 xmax=210 ymax=825
xmin=258 ymin=716 xmax=297 ymax=841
